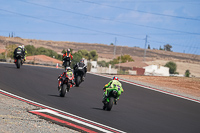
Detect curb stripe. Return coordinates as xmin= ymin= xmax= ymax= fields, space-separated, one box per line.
xmin=29 ymin=111 xmax=97 ymax=133
xmin=0 ymin=89 xmax=126 ymax=133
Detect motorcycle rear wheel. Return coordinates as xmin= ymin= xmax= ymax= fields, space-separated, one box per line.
xmin=16 ymin=59 xmax=20 ymax=69
xmin=106 ymin=97 xmax=114 ymax=111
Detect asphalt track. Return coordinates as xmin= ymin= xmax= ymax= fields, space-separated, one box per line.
xmin=0 ymin=63 xmax=200 ymax=133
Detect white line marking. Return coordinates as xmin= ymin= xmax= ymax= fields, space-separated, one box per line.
xmin=31 ymin=109 xmax=119 ymax=133
xmin=0 ymin=89 xmax=126 ymax=133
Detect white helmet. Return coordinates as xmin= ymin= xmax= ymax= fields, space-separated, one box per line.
xmin=18 ymin=46 xmax=22 ymax=48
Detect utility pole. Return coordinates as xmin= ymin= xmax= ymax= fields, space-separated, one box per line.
xmin=143 ymin=35 xmax=148 ymax=62
xmin=113 ymin=37 xmax=117 ymax=59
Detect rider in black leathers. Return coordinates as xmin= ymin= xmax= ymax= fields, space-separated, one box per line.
xmin=14 ymin=45 xmax=26 ymax=63
xmin=73 ymin=58 xmax=87 ymax=81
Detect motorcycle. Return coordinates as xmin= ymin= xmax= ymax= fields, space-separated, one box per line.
xmin=58 ymin=69 xmax=74 ymax=97
xmin=14 ymin=51 xmax=24 ymax=69
xmin=74 ymin=67 xmax=85 ymax=87
xmin=62 ymin=56 xmax=71 ymax=70
xmin=103 ymin=89 xmax=118 ymax=111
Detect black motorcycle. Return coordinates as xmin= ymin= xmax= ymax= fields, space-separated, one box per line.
xmin=74 ymin=67 xmax=85 ymax=87
xmin=14 ymin=51 xmax=24 ymax=69
xmin=103 ymin=89 xmax=118 ymax=111
xmin=62 ymin=56 xmax=71 ymax=70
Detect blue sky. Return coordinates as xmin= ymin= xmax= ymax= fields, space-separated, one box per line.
xmin=0 ymin=0 xmax=200 ymax=55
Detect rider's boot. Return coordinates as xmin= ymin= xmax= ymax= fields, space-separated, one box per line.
xmin=114 ymin=99 xmax=117 ymax=105
xmin=71 ymin=80 xmax=75 ymax=87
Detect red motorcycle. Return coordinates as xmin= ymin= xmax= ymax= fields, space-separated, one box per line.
xmin=58 ymin=69 xmax=74 ymax=97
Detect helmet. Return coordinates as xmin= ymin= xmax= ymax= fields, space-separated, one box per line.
xmin=67 ymin=49 xmax=70 ymax=52
xmin=18 ymin=46 xmax=22 ymax=48
xmin=113 ymin=76 xmax=118 ymax=80
xmin=80 ymin=59 xmax=84 ymax=63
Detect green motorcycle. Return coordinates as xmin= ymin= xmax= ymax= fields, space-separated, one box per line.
xmin=103 ymin=89 xmax=118 ymax=111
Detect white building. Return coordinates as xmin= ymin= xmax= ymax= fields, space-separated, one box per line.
xmin=144 ymin=65 xmax=169 ymax=76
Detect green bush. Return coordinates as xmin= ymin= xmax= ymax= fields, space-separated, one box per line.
xmin=185 ymin=70 xmax=190 ymax=77
xmin=164 ymin=61 xmax=177 ymax=74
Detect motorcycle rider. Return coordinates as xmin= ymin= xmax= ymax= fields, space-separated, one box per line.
xmin=58 ymin=67 xmax=75 ymax=90
xmin=73 ymin=58 xmax=87 ymax=81
xmin=22 ymin=45 xmax=27 ymax=61
xmin=14 ymin=45 xmax=27 ymax=63
xmin=102 ymin=76 xmax=124 ymax=105
xmin=62 ymin=48 xmax=73 ymax=67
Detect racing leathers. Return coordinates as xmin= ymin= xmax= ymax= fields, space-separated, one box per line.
xmin=58 ymin=69 xmax=75 ymax=90
xmin=73 ymin=61 xmax=87 ymax=80
xmin=103 ymin=79 xmax=124 ymax=104
xmin=13 ymin=47 xmax=27 ymax=62
xmin=62 ymin=51 xmax=73 ymax=67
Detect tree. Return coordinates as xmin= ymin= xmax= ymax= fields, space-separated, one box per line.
xmin=164 ymin=44 xmax=172 ymax=51
xmin=97 ymin=60 xmax=109 ymax=67
xmin=61 ymin=49 xmax=66 ymax=54
xmin=164 ymin=61 xmax=177 ymax=74
xmin=78 ymin=49 xmax=89 ymax=59
xmin=148 ymin=44 xmax=151 ymax=49
xmin=71 ymin=52 xmax=82 ymax=67
xmin=159 ymin=46 xmax=164 ymax=50
xmin=117 ymin=54 xmax=134 ymax=63
xmin=185 ymin=70 xmax=190 ymax=77
xmin=25 ymin=45 xmax=36 ymax=56
xmin=89 ymin=50 xmax=98 ymax=61
xmin=110 ymin=43 xmax=114 ymax=45
xmin=5 ymin=44 xmax=17 ymax=59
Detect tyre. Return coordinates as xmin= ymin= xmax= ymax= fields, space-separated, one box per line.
xmin=103 ymin=104 xmax=106 ymax=110
xmin=16 ymin=59 xmax=20 ymax=69
xmin=60 ymin=84 xmax=67 ymax=97
xmin=106 ymin=97 xmax=114 ymax=111
xmin=76 ymin=76 xmax=81 ymax=87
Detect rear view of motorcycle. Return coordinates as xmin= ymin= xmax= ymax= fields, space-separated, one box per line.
xmin=58 ymin=69 xmax=75 ymax=97
xmin=103 ymin=90 xmax=118 ymax=111
xmin=74 ymin=67 xmax=85 ymax=87
xmin=62 ymin=56 xmax=71 ymax=70
xmin=15 ymin=50 xmax=23 ymax=69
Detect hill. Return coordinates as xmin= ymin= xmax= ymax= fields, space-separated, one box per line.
xmin=0 ymin=36 xmax=199 ymax=77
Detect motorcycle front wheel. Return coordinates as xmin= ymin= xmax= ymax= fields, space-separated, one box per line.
xmin=60 ymin=84 xmax=67 ymax=97
xmin=75 ymin=76 xmax=81 ymax=87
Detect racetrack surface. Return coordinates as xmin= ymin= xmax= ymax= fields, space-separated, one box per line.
xmin=0 ymin=63 xmax=200 ymax=133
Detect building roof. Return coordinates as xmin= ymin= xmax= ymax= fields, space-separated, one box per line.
xmin=115 ymin=61 xmax=148 ymax=68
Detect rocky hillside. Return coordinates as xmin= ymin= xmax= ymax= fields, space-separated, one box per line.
xmin=0 ymin=36 xmax=199 ymax=63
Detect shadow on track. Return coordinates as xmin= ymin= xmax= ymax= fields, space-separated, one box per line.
xmin=4 ymin=66 xmax=17 ymax=69
xmin=48 ymin=94 xmax=61 ymax=97
xmin=91 ymin=107 xmax=104 ymax=111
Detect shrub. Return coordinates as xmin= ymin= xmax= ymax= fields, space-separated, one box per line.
xmin=185 ymin=70 xmax=190 ymax=77
xmin=164 ymin=61 xmax=177 ymax=74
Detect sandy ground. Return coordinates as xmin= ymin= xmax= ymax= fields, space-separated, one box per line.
xmin=145 ymin=60 xmax=200 ymax=77
xmin=118 ymin=75 xmax=200 ymax=100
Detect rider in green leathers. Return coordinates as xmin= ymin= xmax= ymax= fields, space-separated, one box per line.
xmin=102 ymin=76 xmax=124 ymax=105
